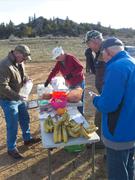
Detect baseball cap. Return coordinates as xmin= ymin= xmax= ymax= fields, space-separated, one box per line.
xmin=101 ymin=37 xmax=123 ymax=50
xmin=15 ymin=44 xmax=32 ymax=61
xmin=52 ymin=46 xmax=64 ymax=60
xmin=84 ymin=30 xmax=102 ymax=43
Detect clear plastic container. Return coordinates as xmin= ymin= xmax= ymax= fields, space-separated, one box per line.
xmin=37 ymin=84 xmax=45 ymax=98
xmin=37 ymin=84 xmax=53 ymax=99
xmin=19 ymin=80 xmax=33 ymax=100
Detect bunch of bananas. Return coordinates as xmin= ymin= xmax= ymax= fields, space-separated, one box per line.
xmin=44 ymin=112 xmax=98 ymax=144
xmin=67 ymin=119 xmax=98 ymax=139
xmin=44 ymin=112 xmax=70 ymax=143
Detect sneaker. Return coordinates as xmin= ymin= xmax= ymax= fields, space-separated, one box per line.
xmin=24 ymin=137 xmax=41 ymax=146
xmin=8 ymin=149 xmax=23 ymax=159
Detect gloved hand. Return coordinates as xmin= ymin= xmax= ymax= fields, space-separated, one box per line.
xmin=65 ymin=73 xmax=73 ymax=80
xmin=44 ymin=80 xmax=49 ymax=87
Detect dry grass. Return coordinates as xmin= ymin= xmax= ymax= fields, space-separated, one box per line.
xmin=0 ymin=37 xmax=85 ymax=62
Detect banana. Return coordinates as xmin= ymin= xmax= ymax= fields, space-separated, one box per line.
xmin=56 ymin=112 xmax=70 ymax=126
xmin=81 ymin=125 xmax=92 ymax=139
xmin=85 ymin=126 xmax=98 ymax=133
xmin=47 ymin=116 xmax=54 ymax=132
xmin=67 ymin=126 xmax=80 ymax=138
xmin=44 ymin=116 xmax=54 ymax=133
xmin=69 ymin=119 xmax=77 ymax=127
xmin=44 ymin=118 xmax=53 ymax=133
xmin=70 ymin=123 xmax=81 ymax=133
xmin=44 ymin=119 xmax=50 ymax=133
xmin=63 ymin=119 xmax=69 ymax=126
xmin=85 ymin=127 xmax=92 ymax=133
xmin=62 ymin=125 xmax=68 ymax=143
xmin=61 ymin=112 xmax=70 ymax=122
xmin=53 ymin=124 xmax=59 ymax=143
xmin=57 ymin=125 xmax=62 ymax=142
xmin=48 ymin=115 xmax=54 ymax=126
xmin=57 ymin=119 xmax=64 ymax=126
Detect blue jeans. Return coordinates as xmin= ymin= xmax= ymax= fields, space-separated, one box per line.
xmin=69 ymin=80 xmax=85 ymax=115
xmin=0 ymin=99 xmax=32 ymax=151
xmin=106 ymin=147 xmax=135 ymax=180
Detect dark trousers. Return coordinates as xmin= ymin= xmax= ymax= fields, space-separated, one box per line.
xmin=106 ymin=147 xmax=134 ymax=180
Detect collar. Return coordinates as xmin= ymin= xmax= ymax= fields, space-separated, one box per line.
xmin=106 ymin=51 xmax=130 ymax=66
xmin=8 ymin=51 xmax=16 ymax=65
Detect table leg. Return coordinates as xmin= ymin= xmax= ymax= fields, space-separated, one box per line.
xmin=92 ymin=143 xmax=95 ymax=180
xmin=48 ymin=149 xmax=52 ymax=180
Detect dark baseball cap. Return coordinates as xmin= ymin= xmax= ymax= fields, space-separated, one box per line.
xmin=84 ymin=30 xmax=102 ymax=43
xmin=101 ymin=37 xmax=123 ymax=50
xmin=15 ymin=44 xmax=32 ymax=60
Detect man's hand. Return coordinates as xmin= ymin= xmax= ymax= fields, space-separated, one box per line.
xmin=44 ymin=80 xmax=49 ymax=87
xmin=23 ymin=78 xmax=33 ymax=84
xmin=89 ymin=91 xmax=98 ymax=100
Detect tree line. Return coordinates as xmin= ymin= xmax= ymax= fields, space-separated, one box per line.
xmin=0 ymin=15 xmax=135 ymax=39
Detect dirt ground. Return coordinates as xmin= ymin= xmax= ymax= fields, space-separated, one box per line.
xmin=0 ymin=62 xmax=107 ymax=180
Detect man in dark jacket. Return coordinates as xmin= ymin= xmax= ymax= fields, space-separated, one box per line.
xmin=84 ymin=30 xmax=105 ymax=148
xmin=0 ymin=45 xmax=40 ymax=159
xmin=85 ymin=48 xmax=95 ymax=74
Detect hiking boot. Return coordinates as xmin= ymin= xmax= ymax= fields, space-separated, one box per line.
xmin=8 ymin=149 xmax=23 ymax=159
xmin=24 ymin=137 xmax=41 ymax=146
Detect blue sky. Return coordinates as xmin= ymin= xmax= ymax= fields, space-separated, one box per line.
xmin=0 ymin=0 xmax=135 ymax=29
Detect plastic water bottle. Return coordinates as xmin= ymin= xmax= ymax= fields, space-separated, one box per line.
xmin=19 ymin=79 xmax=33 ymax=100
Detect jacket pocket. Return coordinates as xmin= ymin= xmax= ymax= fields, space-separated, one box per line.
xmin=107 ymin=100 xmax=123 ymax=135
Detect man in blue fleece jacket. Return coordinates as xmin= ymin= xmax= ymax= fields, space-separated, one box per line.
xmin=91 ymin=37 xmax=135 ymax=180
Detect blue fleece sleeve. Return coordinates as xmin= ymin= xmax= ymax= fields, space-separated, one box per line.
xmin=93 ymin=66 xmax=128 ymax=113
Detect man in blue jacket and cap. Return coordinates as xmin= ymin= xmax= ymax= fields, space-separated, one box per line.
xmin=90 ymin=37 xmax=135 ymax=180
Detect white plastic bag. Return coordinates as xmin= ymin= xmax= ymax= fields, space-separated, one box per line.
xmin=51 ymin=76 xmax=68 ymax=91
xmin=19 ymin=80 xmax=33 ymax=100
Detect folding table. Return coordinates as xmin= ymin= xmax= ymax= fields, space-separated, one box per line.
xmin=39 ymin=106 xmax=100 ymax=180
